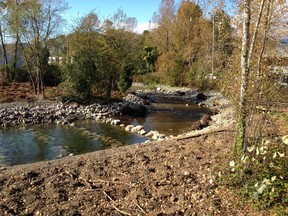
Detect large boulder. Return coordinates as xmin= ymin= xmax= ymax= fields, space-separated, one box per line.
xmin=120 ymin=94 xmax=149 ymax=117
xmin=196 ymin=92 xmax=207 ymax=101
xmin=191 ymin=114 xmax=212 ymax=130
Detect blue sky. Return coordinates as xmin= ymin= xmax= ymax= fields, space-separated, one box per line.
xmin=64 ymin=0 xmax=181 ymax=33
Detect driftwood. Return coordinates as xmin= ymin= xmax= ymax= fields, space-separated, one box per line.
xmin=176 ymin=127 xmax=235 ymax=141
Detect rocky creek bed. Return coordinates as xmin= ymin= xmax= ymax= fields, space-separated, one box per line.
xmin=0 ymin=85 xmax=234 ymax=142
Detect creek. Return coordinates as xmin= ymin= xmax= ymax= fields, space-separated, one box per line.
xmin=0 ymin=102 xmax=210 ymax=166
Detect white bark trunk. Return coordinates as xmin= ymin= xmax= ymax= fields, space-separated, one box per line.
xmin=248 ymin=0 xmax=266 ymax=66
xmin=236 ymin=0 xmax=251 ymax=154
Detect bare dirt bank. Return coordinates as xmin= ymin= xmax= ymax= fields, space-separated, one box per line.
xmin=0 ymin=131 xmax=269 ymax=215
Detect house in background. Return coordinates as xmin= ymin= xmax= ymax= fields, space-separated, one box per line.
xmin=269 ymin=38 xmax=288 ymax=86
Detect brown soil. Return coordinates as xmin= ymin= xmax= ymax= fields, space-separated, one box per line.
xmin=0 ymin=82 xmax=36 ymax=103
xmin=0 ymin=132 xmax=271 ymax=215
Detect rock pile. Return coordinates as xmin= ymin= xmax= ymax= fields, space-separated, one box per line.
xmin=120 ymin=93 xmax=150 ymax=116
xmin=0 ymin=103 xmax=120 ymax=128
xmin=124 ymin=124 xmax=166 ymax=141
xmin=0 ymin=100 xmax=167 ymax=142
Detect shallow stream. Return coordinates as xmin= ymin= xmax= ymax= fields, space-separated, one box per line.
xmin=0 ymin=102 xmax=210 ymax=166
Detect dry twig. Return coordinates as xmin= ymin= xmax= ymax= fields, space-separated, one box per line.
xmin=102 ymin=190 xmax=131 ymax=216
xmin=134 ymin=200 xmax=147 ymax=215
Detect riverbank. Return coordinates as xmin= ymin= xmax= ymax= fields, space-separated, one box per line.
xmin=0 ymin=85 xmax=282 ymax=215
xmin=0 ymin=85 xmax=231 ymax=142
xmin=1 ymin=130 xmax=267 ymax=215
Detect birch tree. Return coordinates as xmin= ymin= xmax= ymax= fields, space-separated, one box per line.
xmin=235 ymin=0 xmax=251 ymax=155
xmin=235 ymin=0 xmax=288 ymax=154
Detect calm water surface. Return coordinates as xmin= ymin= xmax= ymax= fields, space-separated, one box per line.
xmin=0 ymin=121 xmax=147 ymax=166
xmin=122 ymin=103 xmax=210 ymax=135
xmin=0 ymin=102 xmax=209 ymax=166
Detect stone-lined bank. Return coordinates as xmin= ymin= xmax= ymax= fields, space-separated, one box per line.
xmin=0 ymin=102 xmax=119 ymax=127
xmin=0 ymin=85 xmax=232 ymax=141
xmin=0 ymin=94 xmax=168 ymax=141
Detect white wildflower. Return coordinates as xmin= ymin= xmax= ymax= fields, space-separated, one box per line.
xmin=256 ymin=147 xmax=259 ymax=156
xmin=281 ymin=135 xmax=288 ymax=145
xmin=263 ymin=139 xmax=270 ymax=146
xmin=257 ymin=184 xmax=267 ymax=194
xmin=271 ymin=176 xmax=277 ymax=182
xmin=241 ymin=155 xmax=249 ymax=163
xmin=260 ymin=146 xmax=268 ymax=155
xmin=229 ymin=160 xmax=235 ymax=167
xmin=262 ymin=178 xmax=272 ymax=185
xmin=277 ymin=152 xmax=285 ymax=157
xmin=247 ymin=145 xmax=255 ymax=152
xmin=254 ymin=182 xmax=259 ymax=188
xmin=273 ymin=152 xmax=277 ymax=159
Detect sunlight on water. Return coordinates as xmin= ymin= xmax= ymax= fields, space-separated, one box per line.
xmin=0 ymin=102 xmax=209 ymax=166
xmin=0 ymin=122 xmax=147 ymax=166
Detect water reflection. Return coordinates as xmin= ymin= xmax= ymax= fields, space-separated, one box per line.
xmin=0 ymin=102 xmax=210 ymax=166
xmin=122 ymin=103 xmax=210 ymax=135
xmin=0 ymin=122 xmax=147 ymax=166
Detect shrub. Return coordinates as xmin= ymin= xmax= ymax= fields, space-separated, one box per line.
xmin=223 ymin=136 xmax=288 ymax=212
xmin=117 ymin=63 xmax=133 ymax=93
xmin=43 ymin=64 xmax=62 ymax=86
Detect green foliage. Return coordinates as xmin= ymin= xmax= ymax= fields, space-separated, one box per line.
xmin=117 ymin=63 xmax=133 ymax=93
xmin=13 ymin=66 xmax=29 ymax=82
xmin=134 ymin=72 xmax=174 ymax=87
xmin=43 ymin=64 xmax=62 ymax=86
xmin=141 ymin=46 xmax=158 ymax=73
xmin=69 ymin=52 xmax=97 ymax=100
xmin=223 ymin=136 xmax=288 ymax=212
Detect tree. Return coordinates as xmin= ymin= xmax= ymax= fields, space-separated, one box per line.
xmin=63 ymin=12 xmax=100 ymax=101
xmin=142 ymin=45 xmax=158 ymax=73
xmin=212 ymin=9 xmax=233 ymax=73
xmin=149 ymin=0 xmax=212 ymax=88
xmin=99 ymin=9 xmax=138 ymax=97
xmin=151 ymin=0 xmax=176 ymax=53
xmin=235 ymin=0 xmax=251 ymax=155
xmin=235 ymin=0 xmax=288 ymax=154
xmin=172 ymin=1 xmax=209 ymax=87
xmin=16 ymin=0 xmax=68 ymax=96
xmin=4 ymin=0 xmax=23 ymax=80
xmin=117 ymin=62 xmax=133 ymax=93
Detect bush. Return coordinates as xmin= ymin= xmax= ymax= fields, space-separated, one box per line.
xmin=133 ymin=72 xmax=175 ymax=87
xmin=43 ymin=64 xmax=62 ymax=86
xmin=14 ymin=67 xmax=29 ymax=82
xmin=117 ymin=63 xmax=133 ymax=93
xmin=223 ymin=136 xmax=288 ymax=212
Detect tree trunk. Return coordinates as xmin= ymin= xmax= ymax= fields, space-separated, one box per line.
xmin=248 ymin=0 xmax=266 ymax=67
xmin=235 ymin=0 xmax=251 ymax=155
xmin=257 ymin=0 xmax=272 ymax=78
xmin=0 ymin=22 xmax=9 ymax=83
xmin=12 ymin=36 xmax=20 ymax=80
xmin=20 ymin=42 xmax=37 ymax=93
